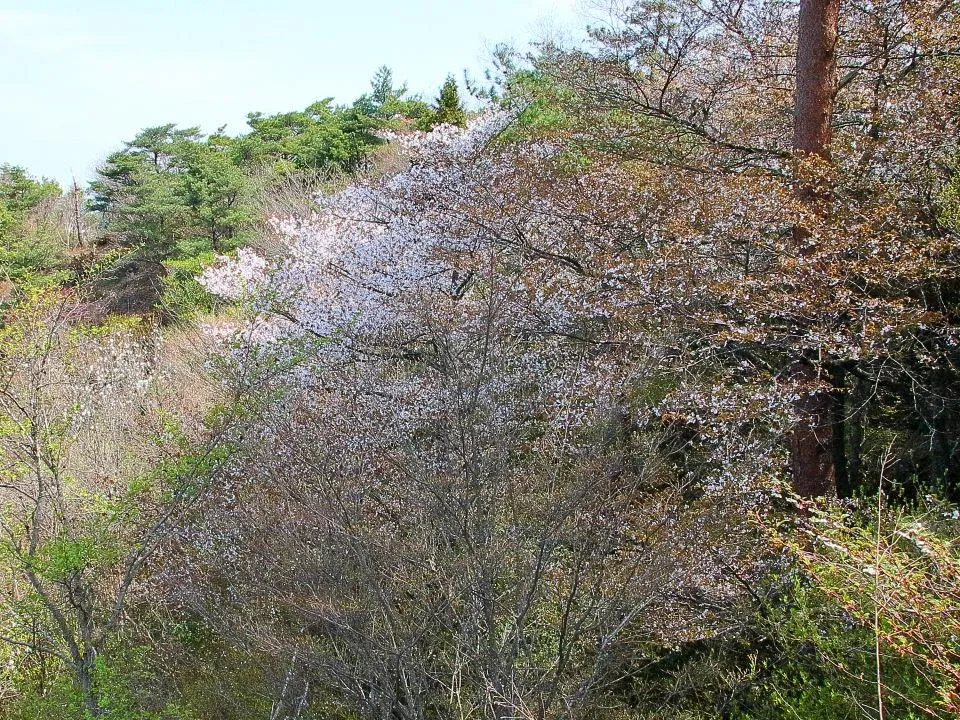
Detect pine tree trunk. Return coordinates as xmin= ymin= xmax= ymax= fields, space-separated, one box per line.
xmin=794 ymin=0 xmax=840 ymax=159
xmin=789 ymin=0 xmax=841 ymax=496
xmin=788 ymin=361 xmax=836 ymax=497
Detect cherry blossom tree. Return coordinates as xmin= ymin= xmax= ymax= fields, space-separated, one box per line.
xmin=186 ymin=114 xmax=785 ymax=718
xmin=181 ymin=2 xmax=960 ymax=715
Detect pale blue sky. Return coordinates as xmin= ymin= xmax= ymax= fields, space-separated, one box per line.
xmin=0 ymin=0 xmax=585 ymax=187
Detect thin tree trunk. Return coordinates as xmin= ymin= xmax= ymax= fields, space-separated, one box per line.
xmin=77 ymin=655 xmax=101 ymax=718
xmin=72 ymin=178 xmax=84 ymax=249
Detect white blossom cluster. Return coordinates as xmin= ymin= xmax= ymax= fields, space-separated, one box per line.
xmin=197 ymin=247 xmax=271 ymax=301
xmin=198 ymin=108 xmax=799 ymax=501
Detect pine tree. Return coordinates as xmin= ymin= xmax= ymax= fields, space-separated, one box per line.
xmin=431 ymin=75 xmax=466 ymax=127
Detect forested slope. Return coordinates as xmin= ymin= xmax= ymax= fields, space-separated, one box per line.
xmin=1 ymin=2 xmax=959 ymax=719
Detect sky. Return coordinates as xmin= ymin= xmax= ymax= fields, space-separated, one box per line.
xmin=0 ymin=0 xmax=586 ymax=187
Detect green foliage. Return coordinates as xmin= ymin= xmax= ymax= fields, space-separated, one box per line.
xmin=615 ymin=500 xmax=957 ymax=719
xmin=0 ymin=235 xmax=69 ymax=288
xmin=732 ymin=578 xmax=944 ymax=719
xmin=429 ymin=74 xmax=467 ymax=128
xmin=89 ymin=125 xmax=259 ymax=314
xmin=939 ymin=169 xmax=960 ymax=232
xmin=0 ymin=165 xmax=67 ymax=295
xmin=160 ymin=252 xmax=220 ymax=321
xmin=3 ymin=645 xmax=176 ymax=720
xmin=614 ymin=565 xmax=950 ymax=719
xmin=90 ymin=125 xmax=198 ymax=252
xmin=3 ymin=671 xmax=87 ymax=720
xmin=0 ymin=165 xmax=60 ymax=217
xmin=31 ymin=535 xmax=122 ymax=580
xmin=353 ymin=65 xmax=433 ymax=124
xmin=177 ymin=136 xmax=255 ymax=251
xmin=785 ymin=500 xmax=960 ymax=716
xmin=144 ymin=635 xmax=278 ymax=720
xmin=91 ymin=125 xmax=254 ymax=259
xmin=505 ymin=69 xmax=579 ymax=137
xmin=237 ymin=99 xmax=383 ymax=176
xmin=87 ymin=72 xmax=443 ymax=313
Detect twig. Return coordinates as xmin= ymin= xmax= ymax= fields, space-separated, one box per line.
xmin=875 ymin=443 xmax=894 ymax=720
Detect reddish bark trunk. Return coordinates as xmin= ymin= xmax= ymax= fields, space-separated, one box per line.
xmin=790 ymin=0 xmax=841 ymax=496
xmin=794 ymin=0 xmax=841 ymax=159
xmin=788 ymin=362 xmax=836 ymax=497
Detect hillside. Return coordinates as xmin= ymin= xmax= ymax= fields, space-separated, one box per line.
xmin=1 ymin=3 xmax=959 ymax=719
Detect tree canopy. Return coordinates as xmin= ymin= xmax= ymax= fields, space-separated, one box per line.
xmin=2 ymin=8 xmax=960 ymax=719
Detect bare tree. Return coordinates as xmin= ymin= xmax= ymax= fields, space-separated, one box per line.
xmin=0 ymin=294 xmax=229 ymax=716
